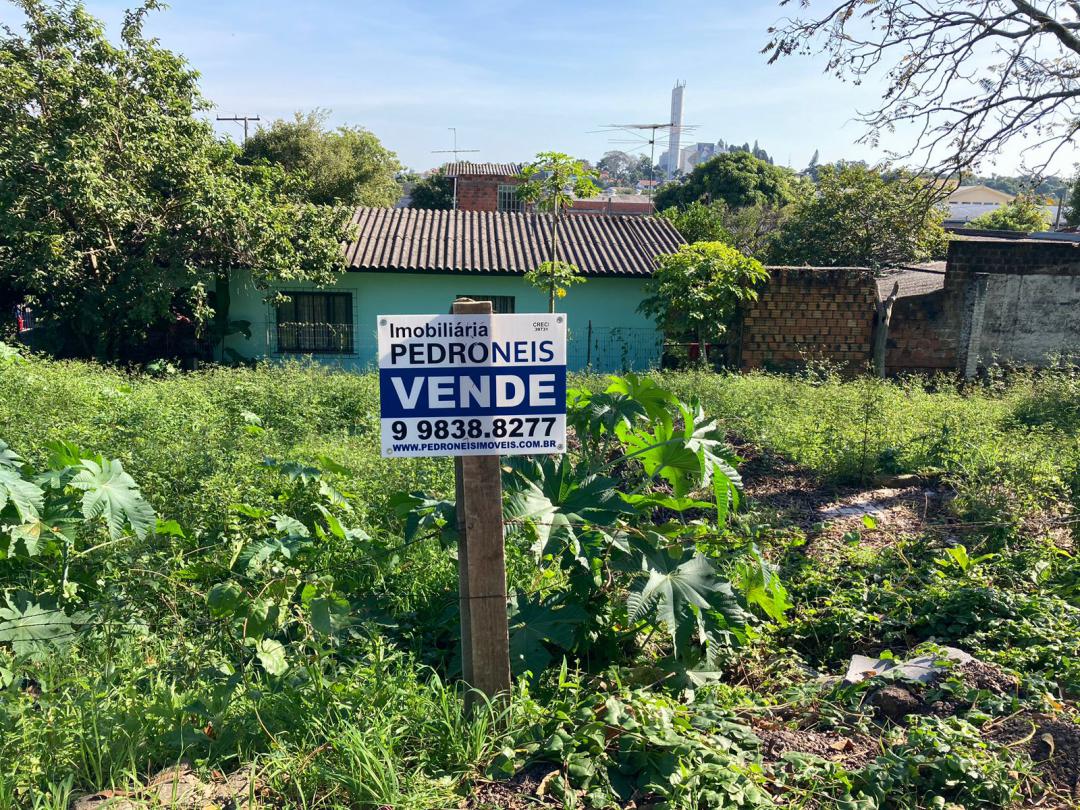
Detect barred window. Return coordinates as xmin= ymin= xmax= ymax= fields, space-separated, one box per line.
xmin=497 ymin=183 xmax=525 ymax=213
xmin=276 ymin=292 xmax=354 ymax=354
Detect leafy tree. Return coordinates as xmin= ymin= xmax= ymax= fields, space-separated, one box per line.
xmin=517 ymin=153 xmax=600 ymax=312
xmin=408 ymin=171 xmax=455 ymax=210
xmin=969 ymin=195 xmax=1051 ymax=233
xmin=597 ymin=150 xmax=634 ymax=185
xmin=242 ymin=109 xmax=401 ymax=206
xmin=639 ymin=242 xmax=768 ymax=366
xmin=660 ymin=202 xmax=732 ymax=244
xmin=660 ymin=201 xmax=789 ymax=260
xmin=0 ymin=1 xmax=348 ymax=359
xmin=653 ymin=152 xmax=797 ymax=211
xmin=766 ymin=1 xmax=1080 ymax=177
xmin=769 ymin=164 xmax=947 ymax=269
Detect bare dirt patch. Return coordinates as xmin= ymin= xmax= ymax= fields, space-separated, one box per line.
xmin=736 ymin=442 xmax=948 ymax=559
xmin=750 ymin=718 xmax=878 ymax=769
xmin=986 ymin=712 xmax=1080 ymax=806
xmin=72 ymin=764 xmax=261 ymax=810
xmin=466 ymin=764 xmax=561 ymax=810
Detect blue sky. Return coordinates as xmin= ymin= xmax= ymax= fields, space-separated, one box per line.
xmin=2 ymin=0 xmax=1071 ymax=174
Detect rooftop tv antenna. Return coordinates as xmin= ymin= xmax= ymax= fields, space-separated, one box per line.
xmin=432 ymin=127 xmax=480 ymax=162
xmin=590 ymin=120 xmax=699 ymax=204
xmin=216 ymin=114 xmax=260 ymax=145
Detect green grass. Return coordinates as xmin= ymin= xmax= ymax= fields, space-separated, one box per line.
xmin=0 ymin=353 xmax=1078 ymax=808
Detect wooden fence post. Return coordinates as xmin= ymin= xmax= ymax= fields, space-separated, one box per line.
xmin=452 ymin=298 xmax=511 ymax=705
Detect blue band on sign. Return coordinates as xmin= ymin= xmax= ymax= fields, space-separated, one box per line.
xmin=379 ymin=365 xmax=567 ymax=419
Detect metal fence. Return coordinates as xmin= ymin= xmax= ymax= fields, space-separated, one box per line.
xmin=250 ymin=320 xmax=663 ymax=373
xmin=567 ymin=323 xmax=664 ymax=372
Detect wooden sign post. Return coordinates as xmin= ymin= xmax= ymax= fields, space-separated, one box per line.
xmin=452 ymin=298 xmax=511 ymax=702
xmin=377 ymin=300 xmax=567 ymax=705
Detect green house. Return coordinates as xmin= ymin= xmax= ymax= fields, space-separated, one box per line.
xmin=222 ymin=207 xmax=684 ymax=371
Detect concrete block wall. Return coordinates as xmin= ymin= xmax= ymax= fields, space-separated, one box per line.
xmin=948 ymin=239 xmax=1080 ymax=367
xmin=740 ymin=267 xmax=877 ymax=373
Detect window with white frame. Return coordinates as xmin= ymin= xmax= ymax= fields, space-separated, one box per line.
xmin=497 ymin=184 xmax=525 ymax=213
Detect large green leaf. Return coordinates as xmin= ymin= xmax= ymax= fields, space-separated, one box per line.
xmin=678 ymin=402 xmax=743 ymax=521
xmin=503 ymin=456 xmax=630 ymax=559
xmin=508 ymin=593 xmax=589 ymax=675
xmin=605 ymin=373 xmax=677 ymax=425
xmin=568 ymin=389 xmax=647 ymax=439
xmin=0 ymin=440 xmax=23 ymax=468
xmin=390 ymin=491 xmax=457 ymax=546
xmin=69 ymin=458 xmax=155 ymax=540
xmin=734 ymin=550 xmax=792 ymax=624
xmin=254 ymin=638 xmax=289 ymax=675
xmin=0 ymin=600 xmax=87 ymax=658
xmin=617 ymin=420 xmax=701 ymax=497
xmin=7 ymin=503 xmax=81 ymax=557
xmin=626 ymin=542 xmax=745 ymax=658
xmin=0 ymin=466 xmax=44 ymax=523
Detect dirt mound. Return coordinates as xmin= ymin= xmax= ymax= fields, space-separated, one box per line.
xmin=953 ymin=658 xmax=1019 ymax=696
xmin=751 ymin=719 xmax=877 ymax=769
xmin=467 ymin=764 xmax=561 ymax=809
xmin=986 ymin=713 xmax=1080 ymax=804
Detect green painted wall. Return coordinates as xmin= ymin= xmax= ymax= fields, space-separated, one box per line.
xmin=222 ymin=270 xmax=662 ymax=372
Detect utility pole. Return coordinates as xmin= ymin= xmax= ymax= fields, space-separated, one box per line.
xmin=217 ymin=114 xmax=261 ymax=145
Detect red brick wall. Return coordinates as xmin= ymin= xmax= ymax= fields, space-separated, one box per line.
xmin=454 ymin=175 xmax=519 ymax=212
xmin=885 ymin=290 xmax=961 ymax=372
xmin=740 ymin=267 xmax=877 ymax=373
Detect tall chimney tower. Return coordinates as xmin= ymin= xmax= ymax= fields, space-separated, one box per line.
xmin=665 ymin=80 xmax=686 ymax=178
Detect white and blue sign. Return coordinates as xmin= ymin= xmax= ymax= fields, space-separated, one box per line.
xmin=378 ymin=313 xmax=567 ymax=457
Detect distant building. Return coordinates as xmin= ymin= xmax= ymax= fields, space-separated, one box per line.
xmin=443 ymin=162 xmax=524 ymax=213
xmin=944 ymin=184 xmax=1062 ymax=228
xmin=680 ymin=142 xmax=716 ymax=172
xmin=660 ymin=81 xmax=686 ymax=178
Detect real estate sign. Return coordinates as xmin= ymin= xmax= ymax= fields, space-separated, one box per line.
xmin=377 ymin=313 xmax=567 ymax=458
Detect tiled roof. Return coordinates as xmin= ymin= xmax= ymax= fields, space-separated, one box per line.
xmin=442 ymin=162 xmax=523 ymax=177
xmin=343 ymin=207 xmax=684 ymax=277
xmin=875 ymin=265 xmax=947 ymax=300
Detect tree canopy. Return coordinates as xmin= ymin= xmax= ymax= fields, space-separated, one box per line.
xmin=0 ymin=0 xmax=348 ymax=359
xmin=654 ymin=152 xmax=798 ymax=211
xmin=659 ymin=200 xmax=786 ymax=260
xmin=242 ymin=110 xmax=401 ymax=207
xmin=407 ymin=171 xmax=455 ymax=210
xmin=596 ymin=150 xmax=654 ymax=186
xmin=639 ymin=242 xmax=768 ymax=365
xmin=766 ymin=1 xmax=1080 ymax=178
xmin=768 ymin=164 xmax=947 ymax=269
xmin=969 ymin=195 xmax=1051 ymax=233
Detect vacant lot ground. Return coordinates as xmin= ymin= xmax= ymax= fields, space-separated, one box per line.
xmin=0 ymin=353 xmax=1078 ymax=809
